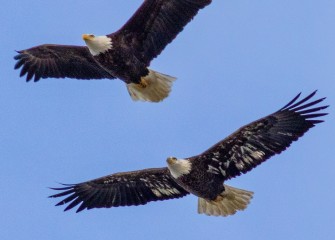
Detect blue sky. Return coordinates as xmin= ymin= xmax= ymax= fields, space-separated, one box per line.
xmin=1 ymin=0 xmax=335 ymax=239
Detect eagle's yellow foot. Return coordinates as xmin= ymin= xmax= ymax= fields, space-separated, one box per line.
xmin=139 ymin=77 xmax=149 ymax=88
xmin=213 ymin=196 xmax=224 ymax=202
xmin=210 ymin=195 xmax=224 ymax=204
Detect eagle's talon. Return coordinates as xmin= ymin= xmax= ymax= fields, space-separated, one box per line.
xmin=139 ymin=77 xmax=149 ymax=88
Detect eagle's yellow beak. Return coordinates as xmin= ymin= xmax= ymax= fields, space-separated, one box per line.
xmin=82 ymin=34 xmax=95 ymax=41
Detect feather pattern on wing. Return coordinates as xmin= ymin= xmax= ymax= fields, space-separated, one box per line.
xmin=49 ymin=168 xmax=189 ymax=212
xmin=112 ymin=0 xmax=212 ymax=65
xmin=14 ymin=44 xmax=115 ymax=82
xmin=192 ymin=91 xmax=328 ymax=180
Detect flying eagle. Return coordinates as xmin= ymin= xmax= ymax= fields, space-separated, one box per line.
xmin=50 ymin=91 xmax=328 ymax=216
xmin=14 ymin=0 xmax=212 ymax=102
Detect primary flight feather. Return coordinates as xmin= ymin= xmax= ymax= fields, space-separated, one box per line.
xmin=14 ymin=0 xmax=212 ymax=102
xmin=50 ymin=91 xmax=328 ymax=216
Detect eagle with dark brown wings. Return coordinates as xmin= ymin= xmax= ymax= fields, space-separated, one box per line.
xmin=14 ymin=0 xmax=212 ymax=102
xmin=50 ymin=91 xmax=328 ymax=216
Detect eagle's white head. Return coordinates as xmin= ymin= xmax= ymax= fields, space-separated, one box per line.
xmin=166 ymin=157 xmax=192 ymax=179
xmin=82 ymin=34 xmax=112 ymax=56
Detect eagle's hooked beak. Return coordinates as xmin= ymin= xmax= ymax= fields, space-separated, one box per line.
xmin=82 ymin=34 xmax=95 ymax=41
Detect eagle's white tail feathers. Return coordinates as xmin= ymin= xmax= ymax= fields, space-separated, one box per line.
xmin=127 ymin=69 xmax=176 ymax=102
xmin=198 ymin=185 xmax=254 ymax=217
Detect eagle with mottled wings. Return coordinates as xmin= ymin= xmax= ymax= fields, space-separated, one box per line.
xmin=50 ymin=91 xmax=328 ymax=216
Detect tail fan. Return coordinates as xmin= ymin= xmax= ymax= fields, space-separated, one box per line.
xmin=198 ymin=185 xmax=254 ymax=217
xmin=127 ymin=69 xmax=176 ymax=102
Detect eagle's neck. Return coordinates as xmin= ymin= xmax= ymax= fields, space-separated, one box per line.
xmin=85 ymin=36 xmax=112 ymax=56
xmin=167 ymin=157 xmax=192 ymax=179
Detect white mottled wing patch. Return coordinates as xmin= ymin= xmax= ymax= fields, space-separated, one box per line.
xmin=194 ymin=91 xmax=328 ymax=180
xmin=49 ymin=167 xmax=189 ymax=212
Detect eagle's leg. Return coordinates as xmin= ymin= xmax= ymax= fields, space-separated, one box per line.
xmin=139 ymin=77 xmax=149 ymax=88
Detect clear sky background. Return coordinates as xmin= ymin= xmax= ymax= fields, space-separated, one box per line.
xmin=1 ymin=1 xmax=334 ymax=239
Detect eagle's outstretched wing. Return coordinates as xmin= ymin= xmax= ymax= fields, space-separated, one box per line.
xmin=112 ymin=0 xmax=211 ymax=65
xmin=49 ymin=167 xmax=189 ymax=212
xmin=14 ymin=44 xmax=115 ymax=82
xmin=192 ymin=91 xmax=328 ymax=180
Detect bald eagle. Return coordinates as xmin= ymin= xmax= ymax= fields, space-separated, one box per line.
xmin=14 ymin=0 xmax=212 ymax=102
xmin=50 ymin=91 xmax=328 ymax=216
